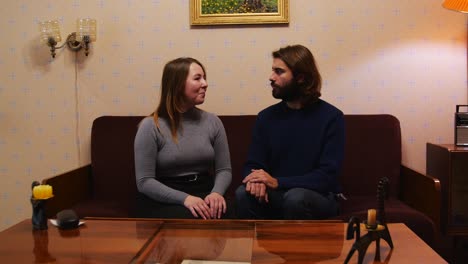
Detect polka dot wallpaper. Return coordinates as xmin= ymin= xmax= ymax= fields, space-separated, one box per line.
xmin=0 ymin=0 xmax=466 ymax=230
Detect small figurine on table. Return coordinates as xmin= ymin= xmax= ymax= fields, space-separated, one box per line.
xmin=344 ymin=177 xmax=393 ymax=264
xmin=31 ymin=181 xmax=54 ymax=230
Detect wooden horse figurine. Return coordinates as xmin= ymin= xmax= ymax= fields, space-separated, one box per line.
xmin=344 ymin=177 xmax=394 ymax=264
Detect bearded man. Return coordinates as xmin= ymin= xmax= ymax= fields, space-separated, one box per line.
xmin=235 ymin=44 xmax=345 ymax=220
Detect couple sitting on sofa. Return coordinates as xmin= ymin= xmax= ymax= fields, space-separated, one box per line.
xmin=134 ymin=44 xmax=344 ymax=220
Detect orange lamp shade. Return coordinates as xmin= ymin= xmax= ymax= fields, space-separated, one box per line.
xmin=443 ymin=0 xmax=468 ymax=13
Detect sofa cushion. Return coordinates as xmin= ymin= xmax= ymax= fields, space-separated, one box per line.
xmin=72 ymin=198 xmax=130 ymax=218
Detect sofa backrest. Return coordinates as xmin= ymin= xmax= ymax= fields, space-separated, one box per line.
xmin=90 ymin=115 xmax=257 ymax=201
xmin=218 ymin=115 xmax=257 ymax=197
xmin=91 ymin=116 xmax=144 ymax=201
xmin=220 ymin=114 xmax=402 ymax=198
xmin=90 ymin=114 xmax=401 ymax=202
xmin=340 ymin=115 xmax=401 ymax=197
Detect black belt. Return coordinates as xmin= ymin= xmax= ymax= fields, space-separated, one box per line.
xmin=158 ymin=173 xmax=208 ymax=183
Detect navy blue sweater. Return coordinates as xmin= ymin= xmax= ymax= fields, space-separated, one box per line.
xmin=243 ymin=99 xmax=345 ymax=194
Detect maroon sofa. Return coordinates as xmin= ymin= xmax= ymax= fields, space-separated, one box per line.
xmin=43 ymin=114 xmax=441 ymax=247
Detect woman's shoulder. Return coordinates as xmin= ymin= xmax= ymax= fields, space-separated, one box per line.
xmin=194 ymin=108 xmax=224 ymax=129
xmin=196 ymin=108 xmax=220 ymax=120
xmin=140 ymin=116 xmax=155 ymax=126
xmin=138 ymin=116 xmax=158 ymax=131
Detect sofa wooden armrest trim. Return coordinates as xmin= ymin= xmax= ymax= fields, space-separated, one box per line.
xmin=400 ymin=165 xmax=441 ymax=231
xmin=42 ymin=164 xmax=92 ymax=218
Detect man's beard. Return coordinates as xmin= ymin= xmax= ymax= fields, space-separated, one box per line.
xmin=271 ymin=79 xmax=301 ymax=102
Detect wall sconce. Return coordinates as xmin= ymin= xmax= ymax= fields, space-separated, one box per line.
xmin=38 ymin=19 xmax=97 ymax=58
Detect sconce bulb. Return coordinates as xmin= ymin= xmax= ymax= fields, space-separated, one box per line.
xmin=47 ymin=37 xmax=57 ymax=47
xmin=38 ymin=20 xmax=62 ymax=58
xmin=76 ymin=19 xmax=97 ymax=42
xmin=38 ymin=20 xmax=62 ymax=44
xmin=47 ymin=37 xmax=57 ymax=58
xmin=82 ymin=35 xmax=91 ymax=56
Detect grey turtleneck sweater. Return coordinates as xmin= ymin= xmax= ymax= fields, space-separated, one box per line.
xmin=134 ymin=107 xmax=232 ymax=205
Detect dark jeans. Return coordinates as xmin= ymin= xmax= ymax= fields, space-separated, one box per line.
xmin=135 ymin=178 xmax=234 ymax=219
xmin=235 ymin=185 xmax=339 ymax=220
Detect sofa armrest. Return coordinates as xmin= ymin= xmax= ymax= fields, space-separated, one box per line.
xmin=400 ymin=165 xmax=441 ymax=230
xmin=42 ymin=164 xmax=93 ymax=218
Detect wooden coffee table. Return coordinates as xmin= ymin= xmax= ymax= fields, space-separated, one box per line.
xmin=0 ymin=218 xmax=446 ymax=263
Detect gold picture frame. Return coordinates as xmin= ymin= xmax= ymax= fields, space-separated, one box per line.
xmin=190 ymin=0 xmax=289 ymax=26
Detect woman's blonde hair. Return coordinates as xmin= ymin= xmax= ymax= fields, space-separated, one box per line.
xmin=153 ymin=57 xmax=206 ymax=142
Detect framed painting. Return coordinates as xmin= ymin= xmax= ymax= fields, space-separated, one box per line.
xmin=190 ymin=0 xmax=289 ymax=26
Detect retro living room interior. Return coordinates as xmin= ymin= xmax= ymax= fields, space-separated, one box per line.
xmin=1 ymin=0 xmax=468 ymax=263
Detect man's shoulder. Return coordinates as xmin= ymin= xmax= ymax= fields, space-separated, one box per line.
xmin=259 ymin=100 xmax=343 ymax=115
xmin=258 ymin=101 xmax=283 ymax=116
xmin=316 ymin=99 xmax=343 ymax=115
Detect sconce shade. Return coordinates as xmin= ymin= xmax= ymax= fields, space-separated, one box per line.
xmin=38 ymin=20 xmax=62 ymax=44
xmin=443 ymin=0 xmax=468 ymax=13
xmin=76 ymin=19 xmax=97 ymax=42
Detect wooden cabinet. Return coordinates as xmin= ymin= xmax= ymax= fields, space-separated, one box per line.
xmin=427 ymin=143 xmax=468 ymax=235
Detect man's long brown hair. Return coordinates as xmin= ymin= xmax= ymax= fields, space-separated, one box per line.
xmin=272 ymin=44 xmax=322 ymax=106
xmin=153 ymin=57 xmax=206 ymax=142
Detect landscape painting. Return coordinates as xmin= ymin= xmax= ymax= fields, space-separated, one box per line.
xmin=190 ymin=0 xmax=289 ymax=25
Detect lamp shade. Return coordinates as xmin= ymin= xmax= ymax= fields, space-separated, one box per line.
xmin=443 ymin=0 xmax=468 ymax=13
xmin=38 ymin=20 xmax=62 ymax=44
xmin=76 ymin=18 xmax=97 ymax=42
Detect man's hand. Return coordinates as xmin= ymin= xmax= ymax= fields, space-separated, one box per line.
xmin=243 ymin=169 xmax=279 ymax=189
xmin=183 ymin=195 xmax=211 ymax=219
xmin=204 ymin=192 xmax=227 ymax=219
xmin=245 ymin=181 xmax=269 ymax=203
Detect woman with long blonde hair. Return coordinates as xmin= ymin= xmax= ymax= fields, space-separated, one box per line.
xmin=134 ymin=57 xmax=232 ymax=219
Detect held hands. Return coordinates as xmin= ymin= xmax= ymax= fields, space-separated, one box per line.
xmin=243 ymin=169 xmax=279 ymax=203
xmin=245 ymin=182 xmax=269 ymax=203
xmin=183 ymin=193 xmax=226 ymax=219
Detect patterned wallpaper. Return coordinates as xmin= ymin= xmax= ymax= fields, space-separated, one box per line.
xmin=0 ymin=0 xmax=466 ymax=231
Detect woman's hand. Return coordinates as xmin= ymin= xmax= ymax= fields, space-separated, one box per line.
xmin=183 ymin=195 xmax=211 ymax=219
xmin=204 ymin=192 xmax=226 ymax=219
